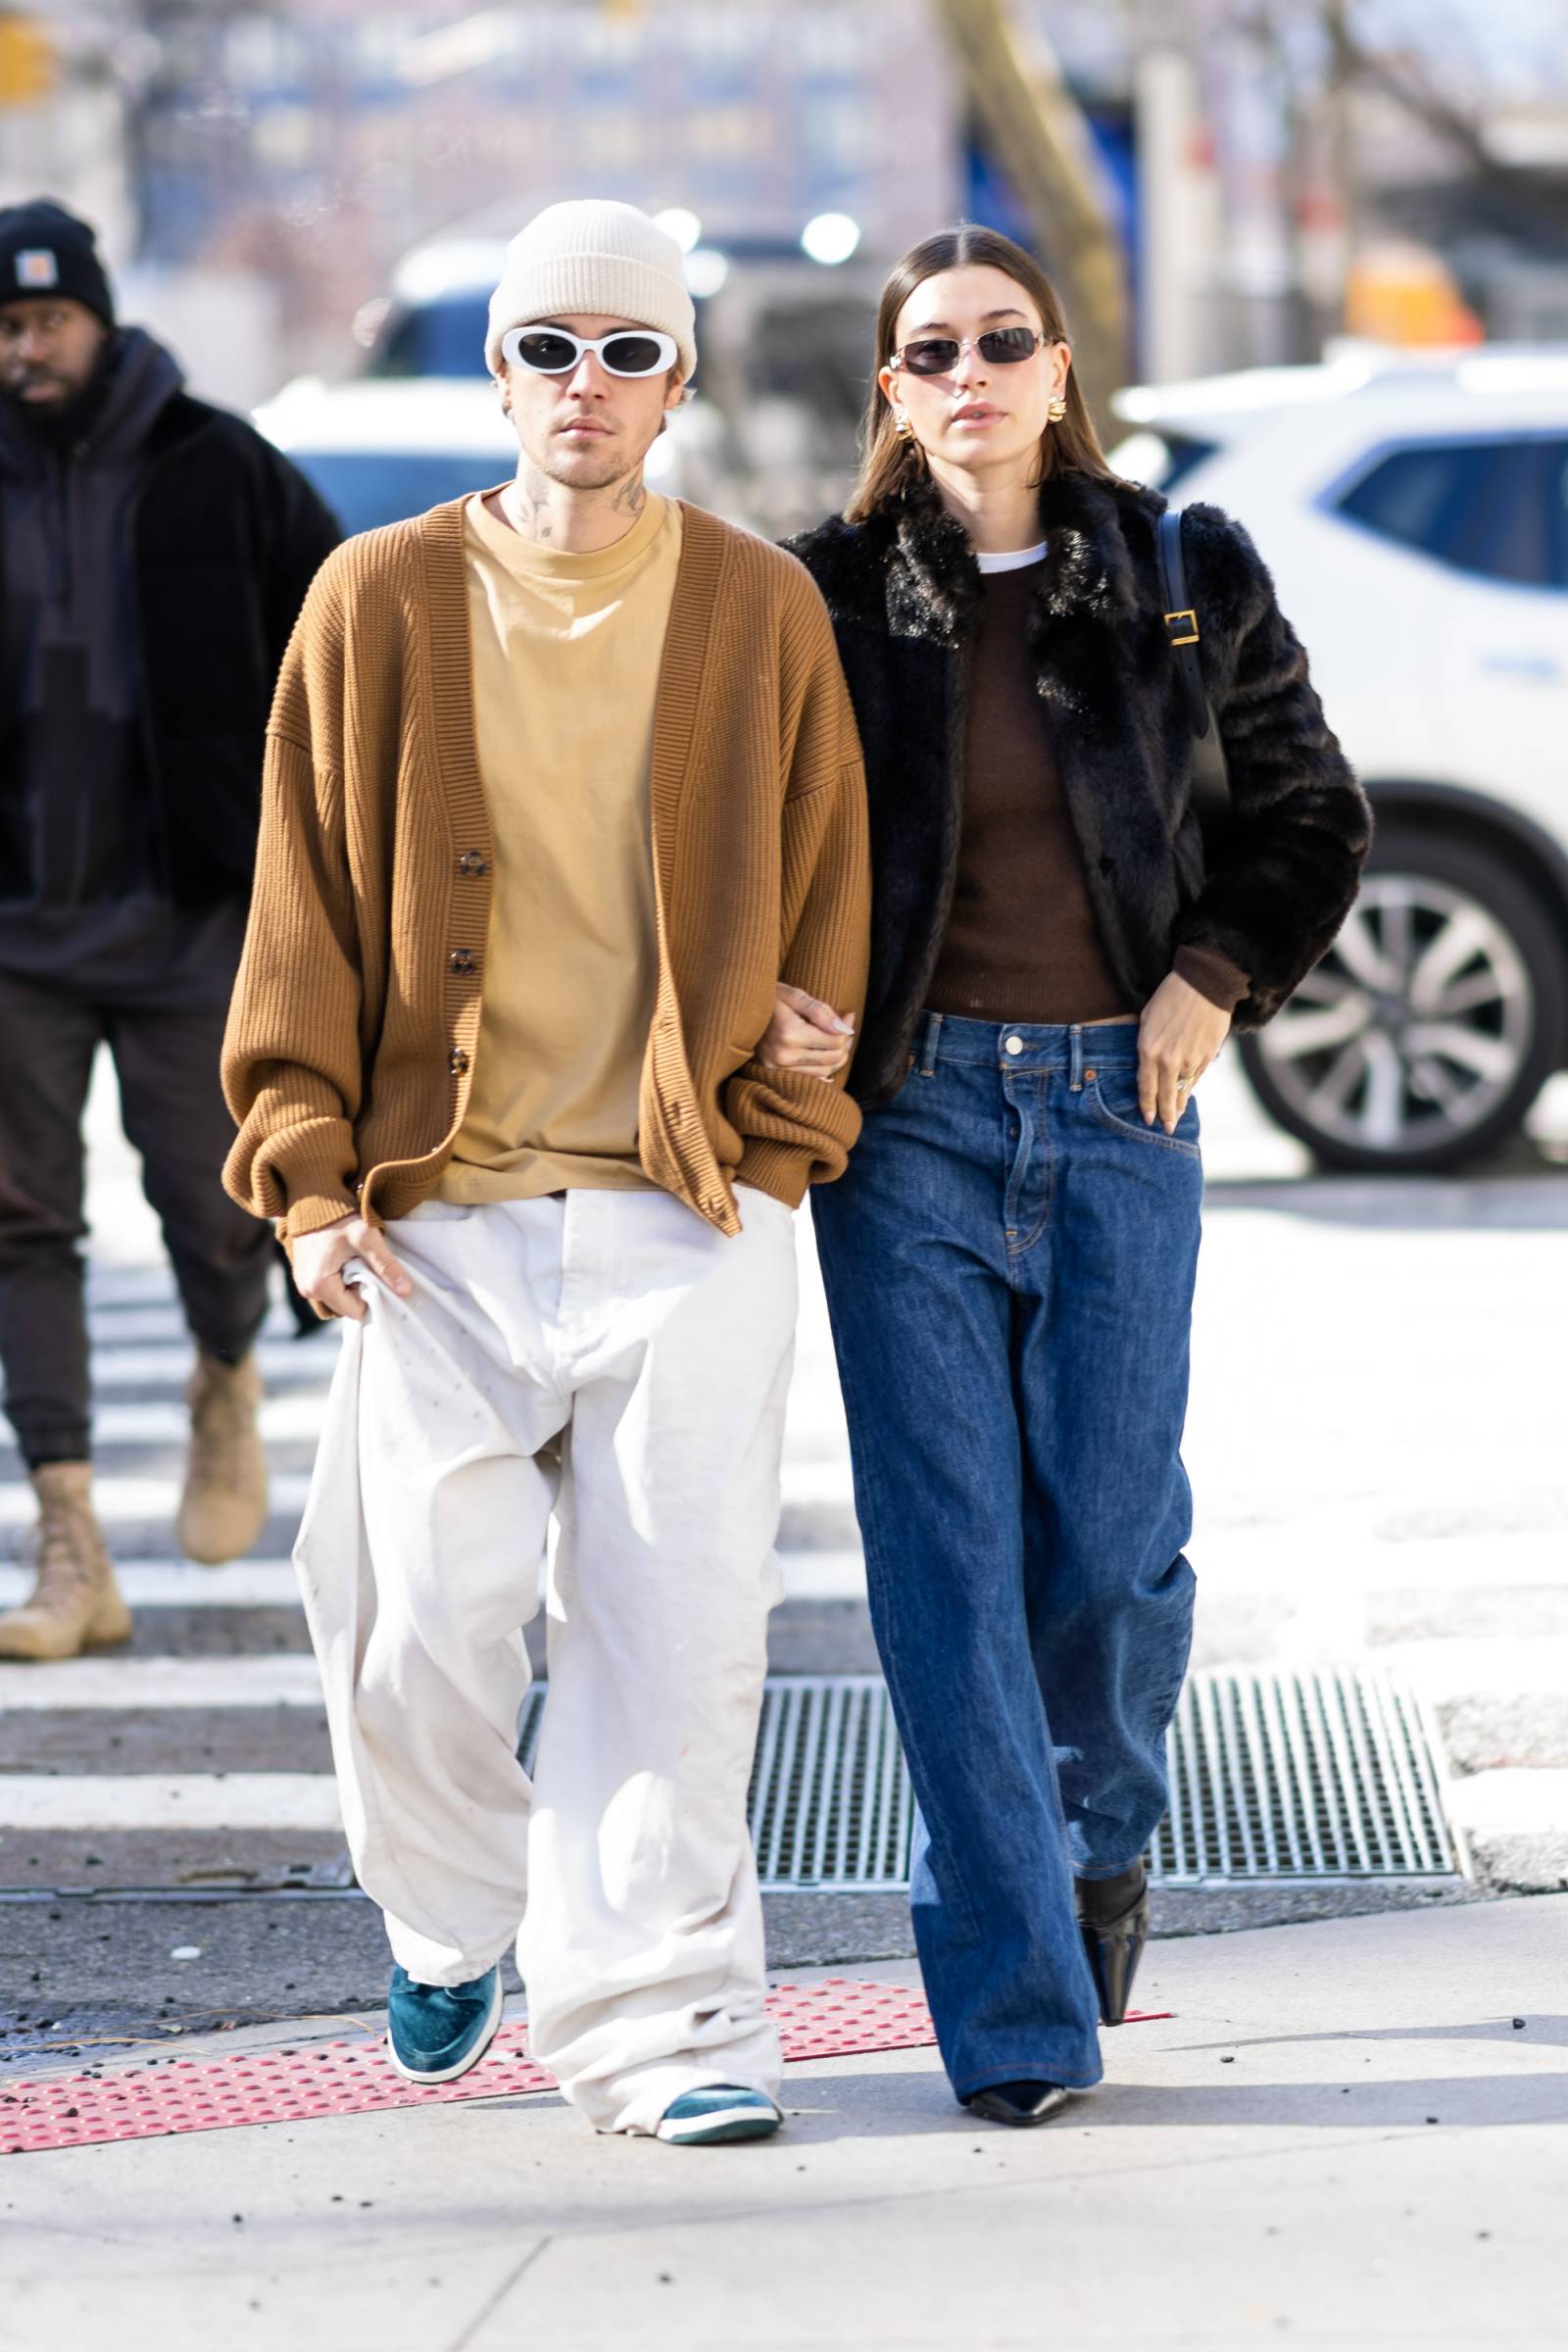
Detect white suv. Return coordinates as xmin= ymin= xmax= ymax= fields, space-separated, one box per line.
xmin=1109 ymin=348 xmax=1568 ymax=1172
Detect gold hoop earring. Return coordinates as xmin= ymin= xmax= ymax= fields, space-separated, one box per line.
xmin=1047 ymin=396 xmax=1068 ymax=424
xmin=894 ymin=407 xmax=928 ymax=470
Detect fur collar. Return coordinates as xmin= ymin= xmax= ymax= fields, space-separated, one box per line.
xmin=791 ymin=467 xmax=1161 ymax=646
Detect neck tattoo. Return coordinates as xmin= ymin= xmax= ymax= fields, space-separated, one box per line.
xmin=500 ymin=469 xmax=555 ymax=543
xmin=496 ymin=465 xmax=649 ymax=544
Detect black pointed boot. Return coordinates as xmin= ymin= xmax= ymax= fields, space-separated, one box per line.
xmin=1077 ymin=1861 xmax=1150 ymax=2027
xmin=964 ymin=2081 xmax=1071 ymax=2127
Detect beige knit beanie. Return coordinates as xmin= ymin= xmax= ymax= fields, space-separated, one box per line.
xmin=485 ymin=199 xmax=697 ymax=382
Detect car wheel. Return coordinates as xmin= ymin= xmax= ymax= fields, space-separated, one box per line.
xmin=1238 ymin=827 xmax=1567 ymax=1173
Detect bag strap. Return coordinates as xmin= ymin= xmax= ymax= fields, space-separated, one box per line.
xmin=1156 ymin=507 xmax=1212 ymax=743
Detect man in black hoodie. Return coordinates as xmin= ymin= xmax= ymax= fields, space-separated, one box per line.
xmin=0 ymin=201 xmax=339 ymax=1660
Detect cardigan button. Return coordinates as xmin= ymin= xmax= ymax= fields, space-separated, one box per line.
xmin=449 ymin=1047 xmax=470 ymax=1075
xmin=448 ymin=948 xmax=476 ymax=975
xmin=457 ymin=851 xmax=488 ymax=878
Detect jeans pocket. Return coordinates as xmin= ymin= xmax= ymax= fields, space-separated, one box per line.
xmin=1088 ymin=1071 xmax=1201 ymax=1157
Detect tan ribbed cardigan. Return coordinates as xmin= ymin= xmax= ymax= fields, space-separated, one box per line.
xmin=221 ymin=499 xmax=869 ymax=1243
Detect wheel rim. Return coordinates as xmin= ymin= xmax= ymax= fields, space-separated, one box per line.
xmin=1255 ymin=874 xmax=1536 ymax=1156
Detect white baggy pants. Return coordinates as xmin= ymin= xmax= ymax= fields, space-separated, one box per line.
xmin=293 ymin=1188 xmax=799 ymax=2134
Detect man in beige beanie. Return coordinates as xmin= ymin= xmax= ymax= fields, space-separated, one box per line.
xmin=223 ymin=199 xmax=868 ymax=2145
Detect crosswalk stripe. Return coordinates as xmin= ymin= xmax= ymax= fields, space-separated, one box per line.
xmin=1445 ymin=1769 xmax=1568 ymax=1837
xmin=0 ymin=1656 xmax=324 ymax=1709
xmin=0 ymin=1743 xmax=1549 ymax=1851
xmin=778 ymin=1547 xmax=869 ymax=1600
xmin=85 ymin=1342 xmax=334 ymax=1391
xmin=0 ymin=1550 xmax=868 ymax=1610
xmin=0 ymin=1473 xmax=315 ymax=1529
xmin=80 ymin=1307 xmax=224 ymax=1345
xmin=85 ymin=1268 xmax=206 ymax=1307
xmin=1188 ymin=1528 xmax=1568 ymax=1594
xmin=0 ymin=1776 xmax=342 ymax=1831
xmin=62 ymin=1396 xmax=334 ymax=1446
xmin=1373 ymin=1637 xmax=1568 ymax=1699
xmin=17 ymin=1398 xmax=857 ymax=1464
xmin=0 ymin=1561 xmax=302 ymax=1607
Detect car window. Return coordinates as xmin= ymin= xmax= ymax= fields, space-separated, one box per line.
xmin=744 ymin=296 xmax=873 ymax=453
xmin=1104 ymin=429 xmax=1221 ymax=493
xmin=1539 ymin=441 xmax=1568 ymax=590
xmin=288 ymin=451 xmax=503 ymax=537
xmin=369 ymin=297 xmax=492 ymax=378
xmin=1336 ymin=437 xmax=1568 ymax=591
xmin=1542 ymin=442 xmax=1568 ymax=592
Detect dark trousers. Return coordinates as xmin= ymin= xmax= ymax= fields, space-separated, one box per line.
xmin=0 ymin=908 xmax=272 ymax=1467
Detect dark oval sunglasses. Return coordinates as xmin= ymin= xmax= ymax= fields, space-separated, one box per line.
xmin=891 ymin=327 xmax=1046 ymax=377
xmin=500 ymin=325 xmax=679 ymax=379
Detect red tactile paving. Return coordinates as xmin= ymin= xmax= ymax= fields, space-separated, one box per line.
xmin=0 ymin=1981 xmax=1168 ymax=2156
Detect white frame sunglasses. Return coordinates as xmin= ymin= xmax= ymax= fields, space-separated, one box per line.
xmin=499 ymin=324 xmax=679 ymax=378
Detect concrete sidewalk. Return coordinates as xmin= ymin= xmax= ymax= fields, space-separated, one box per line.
xmin=3 ymin=1896 xmax=1565 ymax=2351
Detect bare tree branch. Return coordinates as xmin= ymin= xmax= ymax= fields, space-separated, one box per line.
xmin=1332 ymin=6 xmax=1568 ymax=229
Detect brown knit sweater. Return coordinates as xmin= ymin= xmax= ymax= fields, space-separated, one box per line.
xmin=221 ymin=499 xmax=869 ymax=1244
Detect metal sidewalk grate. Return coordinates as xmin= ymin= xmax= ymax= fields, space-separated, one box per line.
xmin=1155 ymin=1667 xmax=1460 ymax=1883
xmin=520 ymin=1668 xmax=1461 ymax=1892
xmin=518 ymin=1672 xmax=910 ymax=1892
xmin=751 ymin=1675 xmax=910 ymax=1891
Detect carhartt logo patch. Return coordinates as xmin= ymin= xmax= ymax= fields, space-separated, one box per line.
xmin=15 ymin=250 xmax=59 ymax=288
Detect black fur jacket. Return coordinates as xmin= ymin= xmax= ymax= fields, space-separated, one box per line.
xmin=786 ymin=467 xmax=1372 ymax=1104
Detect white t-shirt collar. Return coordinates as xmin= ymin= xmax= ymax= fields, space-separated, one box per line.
xmin=975 ymin=541 xmax=1048 ymax=574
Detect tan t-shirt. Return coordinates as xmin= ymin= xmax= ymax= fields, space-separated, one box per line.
xmin=436 ymin=487 xmax=682 ymax=1202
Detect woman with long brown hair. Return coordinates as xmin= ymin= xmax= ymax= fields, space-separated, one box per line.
xmin=764 ymin=226 xmax=1370 ymax=2123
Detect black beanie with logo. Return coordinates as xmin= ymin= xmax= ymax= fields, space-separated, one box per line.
xmin=0 ymin=199 xmax=115 ymax=324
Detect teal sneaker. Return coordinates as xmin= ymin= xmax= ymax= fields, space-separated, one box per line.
xmin=386 ymin=1964 xmax=503 ymax=2085
xmin=655 ymin=2085 xmax=783 ymax=2146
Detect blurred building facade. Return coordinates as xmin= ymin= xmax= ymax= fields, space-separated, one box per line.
xmin=4 ymin=0 xmax=1568 ymax=409
xmin=5 ymin=1 xmax=959 ymax=397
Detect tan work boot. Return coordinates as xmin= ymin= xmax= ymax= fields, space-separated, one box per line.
xmin=0 ymin=1463 xmax=132 ymax=1660
xmin=178 ymin=1350 xmax=269 ymax=1565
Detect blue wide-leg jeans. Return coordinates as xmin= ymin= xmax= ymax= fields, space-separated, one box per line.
xmin=811 ymin=1012 xmax=1202 ymax=2098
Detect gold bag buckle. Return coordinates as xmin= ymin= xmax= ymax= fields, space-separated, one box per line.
xmin=1164 ymin=608 xmax=1200 ymax=648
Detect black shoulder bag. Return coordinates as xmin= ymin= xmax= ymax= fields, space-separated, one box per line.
xmin=1156 ymin=506 xmax=1231 ymax=834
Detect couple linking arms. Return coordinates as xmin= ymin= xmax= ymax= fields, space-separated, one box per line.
xmin=222 ymin=201 xmax=1369 ymax=2144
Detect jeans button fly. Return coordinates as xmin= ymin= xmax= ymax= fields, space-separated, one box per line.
xmin=1004 ymin=1035 xmax=1024 ymax=1056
